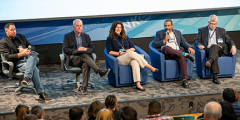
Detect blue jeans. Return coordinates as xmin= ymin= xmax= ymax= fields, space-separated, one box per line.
xmin=16 ymin=52 xmax=44 ymax=93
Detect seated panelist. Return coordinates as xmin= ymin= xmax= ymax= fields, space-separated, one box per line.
xmin=194 ymin=14 xmax=236 ymax=84
xmin=106 ymin=21 xmax=158 ymax=91
xmin=153 ymin=19 xmax=195 ymax=88
xmin=63 ymin=19 xmax=110 ymax=94
xmin=0 ymin=23 xmax=51 ymax=101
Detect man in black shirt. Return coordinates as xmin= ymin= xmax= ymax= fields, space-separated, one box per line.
xmin=0 ymin=23 xmax=51 ymax=101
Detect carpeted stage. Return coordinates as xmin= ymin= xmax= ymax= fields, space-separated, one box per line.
xmin=0 ymin=51 xmax=240 ymax=120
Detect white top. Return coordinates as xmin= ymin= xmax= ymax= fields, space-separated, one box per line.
xmin=162 ymin=32 xmax=180 ymax=51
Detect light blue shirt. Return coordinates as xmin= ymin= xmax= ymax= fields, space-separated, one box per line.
xmin=74 ymin=31 xmax=82 ymax=48
xmin=208 ymin=28 xmax=217 ymax=48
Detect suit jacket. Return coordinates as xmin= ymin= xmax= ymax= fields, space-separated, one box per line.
xmin=63 ymin=31 xmax=95 ymax=67
xmin=194 ymin=26 xmax=235 ymax=56
xmin=153 ymin=29 xmax=192 ymax=52
xmin=0 ymin=34 xmax=35 ymax=65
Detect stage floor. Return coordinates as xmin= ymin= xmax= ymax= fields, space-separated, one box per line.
xmin=0 ymin=52 xmax=240 ymax=113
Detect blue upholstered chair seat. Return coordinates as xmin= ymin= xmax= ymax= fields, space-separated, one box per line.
xmin=149 ymin=41 xmax=193 ymax=82
xmin=104 ymin=46 xmax=149 ymax=87
xmin=194 ymin=44 xmax=237 ymax=78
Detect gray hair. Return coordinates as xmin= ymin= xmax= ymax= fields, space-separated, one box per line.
xmin=204 ymin=101 xmax=222 ymax=119
xmin=73 ymin=19 xmax=83 ymax=26
xmin=209 ymin=14 xmax=218 ymax=22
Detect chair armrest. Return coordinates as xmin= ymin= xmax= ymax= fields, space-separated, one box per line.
xmin=104 ymin=50 xmax=118 ymax=74
xmin=59 ymin=54 xmax=65 ymax=70
xmin=2 ymin=60 xmax=14 ymax=79
xmin=91 ymin=53 xmax=97 ymax=62
xmin=135 ymin=46 xmax=150 ymax=63
xmin=194 ymin=44 xmax=206 ymax=77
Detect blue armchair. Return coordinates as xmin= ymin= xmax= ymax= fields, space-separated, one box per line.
xmin=194 ymin=44 xmax=237 ymax=78
xmin=104 ymin=46 xmax=149 ymax=87
xmin=149 ymin=41 xmax=193 ymax=82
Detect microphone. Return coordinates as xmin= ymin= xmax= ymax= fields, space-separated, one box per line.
xmin=166 ymin=30 xmax=169 ymax=35
xmin=28 ymin=45 xmax=31 ymax=50
xmin=166 ymin=30 xmax=170 ymax=41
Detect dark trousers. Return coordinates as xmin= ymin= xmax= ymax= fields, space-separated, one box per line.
xmin=162 ymin=46 xmax=188 ymax=79
xmin=205 ymin=45 xmax=223 ymax=74
xmin=69 ymin=54 xmax=99 ymax=88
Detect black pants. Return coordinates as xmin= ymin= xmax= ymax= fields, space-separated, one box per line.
xmin=69 ymin=54 xmax=99 ymax=88
xmin=205 ymin=45 xmax=223 ymax=74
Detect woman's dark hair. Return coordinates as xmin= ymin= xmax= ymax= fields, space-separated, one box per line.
xmin=109 ymin=21 xmax=127 ymax=40
xmin=15 ymin=104 xmax=29 ymax=120
xmin=31 ymin=105 xmax=44 ymax=119
xmin=88 ymin=100 xmax=104 ymax=118
xmin=219 ymin=101 xmax=238 ymax=120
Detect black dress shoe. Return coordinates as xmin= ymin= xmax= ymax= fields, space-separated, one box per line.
xmin=205 ymin=58 xmax=214 ymax=68
xmin=21 ymin=76 xmax=30 ymax=86
xmin=136 ymin=87 xmax=145 ymax=91
xmin=213 ymin=75 xmax=221 ymax=84
xmin=38 ymin=92 xmax=51 ymax=101
xmin=185 ymin=54 xmax=195 ymax=62
xmin=99 ymin=69 xmax=111 ymax=78
xmin=182 ymin=80 xmax=189 ymax=88
xmin=153 ymin=68 xmax=159 ymax=73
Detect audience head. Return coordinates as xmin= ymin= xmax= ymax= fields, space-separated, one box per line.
xmin=204 ymin=102 xmax=222 ymax=120
xmin=4 ymin=23 xmax=16 ymax=38
xmin=230 ymin=88 xmax=239 ymax=103
xmin=23 ymin=114 xmax=38 ymax=120
xmin=121 ymin=106 xmax=138 ymax=120
xmin=105 ymin=95 xmax=117 ymax=110
xmin=72 ymin=19 xmax=83 ymax=34
xmin=219 ymin=101 xmax=238 ymax=120
xmin=222 ymin=88 xmax=235 ymax=103
xmin=164 ymin=19 xmax=173 ymax=32
xmin=30 ymin=105 xmax=44 ymax=119
xmin=208 ymin=14 xmax=218 ymax=30
xmin=69 ymin=106 xmax=84 ymax=120
xmin=109 ymin=21 xmax=127 ymax=40
xmin=95 ymin=108 xmax=113 ymax=120
xmin=15 ymin=104 xmax=29 ymax=120
xmin=148 ymin=100 xmax=161 ymax=115
xmin=88 ymin=100 xmax=104 ymax=118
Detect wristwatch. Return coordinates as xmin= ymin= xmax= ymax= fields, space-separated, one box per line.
xmin=119 ymin=51 xmax=121 ymax=55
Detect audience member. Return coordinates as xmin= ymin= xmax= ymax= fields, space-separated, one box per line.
xmin=204 ymin=101 xmax=222 ymax=120
xmin=23 ymin=114 xmax=38 ymax=120
xmin=105 ymin=95 xmax=121 ymax=120
xmin=222 ymin=88 xmax=240 ymax=119
xmin=139 ymin=100 xmax=173 ymax=120
xmin=219 ymin=101 xmax=238 ymax=120
xmin=96 ymin=108 xmax=113 ymax=120
xmin=121 ymin=106 xmax=138 ymax=120
xmin=88 ymin=100 xmax=104 ymax=120
xmin=230 ymin=88 xmax=240 ymax=104
xmin=69 ymin=106 xmax=84 ymax=120
xmin=15 ymin=104 xmax=29 ymax=120
xmin=30 ymin=105 xmax=44 ymax=120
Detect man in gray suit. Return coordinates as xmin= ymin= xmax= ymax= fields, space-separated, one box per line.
xmin=63 ymin=19 xmax=110 ymax=94
xmin=194 ymin=14 xmax=236 ymax=84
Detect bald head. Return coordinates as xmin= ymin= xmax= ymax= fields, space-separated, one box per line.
xmin=204 ymin=102 xmax=222 ymax=120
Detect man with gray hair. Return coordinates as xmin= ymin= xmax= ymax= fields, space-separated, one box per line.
xmin=204 ymin=101 xmax=222 ymax=120
xmin=63 ymin=19 xmax=110 ymax=94
xmin=194 ymin=14 xmax=236 ymax=84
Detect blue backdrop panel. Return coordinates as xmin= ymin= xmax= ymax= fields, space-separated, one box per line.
xmin=0 ymin=9 xmax=239 ymax=45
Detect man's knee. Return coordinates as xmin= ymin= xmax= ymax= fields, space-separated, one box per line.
xmin=82 ymin=63 xmax=90 ymax=69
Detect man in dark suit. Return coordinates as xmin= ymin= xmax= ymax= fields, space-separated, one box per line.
xmin=63 ymin=19 xmax=110 ymax=94
xmin=0 ymin=23 xmax=51 ymax=101
xmin=153 ymin=20 xmax=195 ymax=88
xmin=194 ymin=14 xmax=236 ymax=84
